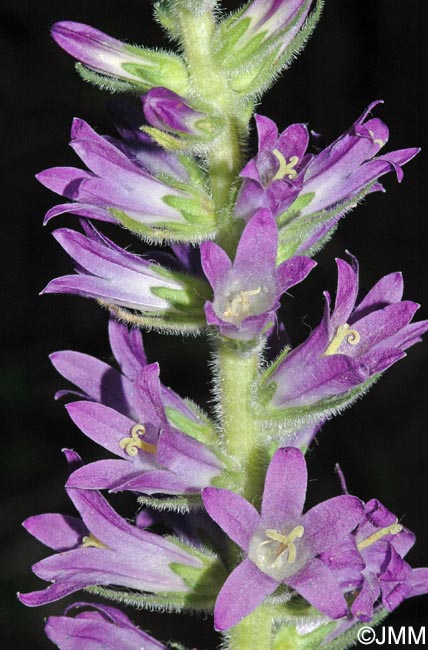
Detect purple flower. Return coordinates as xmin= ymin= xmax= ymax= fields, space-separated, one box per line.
xmin=51 ymin=21 xmax=188 ymax=94
xmin=42 ymin=223 xmax=209 ymax=327
xmin=37 ymin=117 xmax=216 ymax=242
xmin=235 ymin=0 xmax=314 ymax=56
xmin=202 ymin=447 xmax=363 ymax=630
xmin=321 ymin=498 xmax=428 ymax=622
xmin=65 ymin=402 xmax=223 ymax=496
xmin=51 ymin=319 xmax=223 ymax=495
xmin=19 ymin=470 xmax=204 ymax=606
xmin=264 ymin=255 xmax=428 ymax=414
xmin=200 ymin=209 xmax=316 ymax=340
xmin=45 ymin=602 xmax=166 ymax=650
xmin=143 ymin=87 xmax=220 ymax=140
xmin=235 ymin=104 xmax=419 ymax=257
xmin=215 ymin=0 xmax=316 ymax=69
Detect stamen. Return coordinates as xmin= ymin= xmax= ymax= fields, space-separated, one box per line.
xmin=260 ymin=525 xmax=304 ymax=567
xmin=272 ymin=150 xmax=299 ymax=181
xmin=81 ymin=533 xmax=108 ymax=549
xmin=368 ymin=129 xmax=385 ymax=147
xmin=357 ymin=521 xmax=403 ymax=551
xmin=324 ymin=323 xmax=361 ymax=356
xmin=119 ymin=423 xmax=157 ymax=456
xmin=223 ymin=287 xmax=261 ymax=320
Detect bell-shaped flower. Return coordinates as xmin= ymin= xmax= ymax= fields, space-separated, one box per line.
xmin=262 ymin=255 xmax=428 ymax=421
xmin=65 ymin=405 xmax=224 ymax=497
xmin=213 ymin=0 xmax=322 ymax=96
xmin=19 ymin=472 xmax=204 ymax=606
xmin=51 ymin=317 xmax=216 ymax=441
xmin=42 ymin=223 xmax=210 ymax=331
xmin=202 ymin=447 xmax=363 ymax=630
xmin=200 ymin=209 xmax=316 ymax=340
xmin=51 ymin=21 xmax=188 ymax=94
xmin=143 ymin=87 xmax=222 ymax=144
xmin=321 ymin=498 xmax=428 ymax=623
xmin=45 ymin=602 xmax=167 ymax=650
xmin=51 ymin=319 xmax=223 ymax=496
xmin=235 ymin=104 xmax=419 ymax=259
xmin=51 ymin=317 xmax=209 ymax=427
xmin=37 ymin=117 xmax=216 ymax=242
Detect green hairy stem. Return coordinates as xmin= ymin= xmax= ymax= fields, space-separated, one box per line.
xmin=176 ymin=4 xmax=276 ymax=647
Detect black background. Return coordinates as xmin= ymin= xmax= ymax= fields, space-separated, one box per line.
xmin=2 ymin=1 xmax=428 ymax=648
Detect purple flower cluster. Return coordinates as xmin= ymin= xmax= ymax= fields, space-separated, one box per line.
xmin=203 ymin=449 xmax=428 ymax=631
xmin=235 ymin=103 xmax=419 ymax=257
xmin=20 ymin=1 xmax=428 ymax=648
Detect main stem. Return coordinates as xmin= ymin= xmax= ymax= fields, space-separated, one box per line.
xmin=178 ymin=7 xmax=273 ymax=649
xmin=216 ymin=339 xmax=266 ymax=503
xmin=177 ymin=6 xmax=246 ymax=217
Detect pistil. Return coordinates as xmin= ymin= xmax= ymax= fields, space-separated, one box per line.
xmin=324 ymin=323 xmax=361 ymax=356
xmin=271 ymin=150 xmax=299 ymax=181
xmin=119 ymin=424 xmax=157 ymax=456
xmin=259 ymin=525 xmax=305 ymax=567
xmin=223 ymin=287 xmax=261 ymax=322
xmin=357 ymin=521 xmax=403 ymax=551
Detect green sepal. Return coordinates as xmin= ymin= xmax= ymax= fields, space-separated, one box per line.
xmin=122 ymin=47 xmax=188 ymax=95
xmin=169 ymin=546 xmax=227 ymax=610
xmin=165 ymin=403 xmax=218 ymax=444
xmin=215 ymin=18 xmax=267 ymax=69
xmin=110 ymin=208 xmax=217 ymax=245
xmin=150 ymin=266 xmax=211 ymax=304
xmin=142 ymin=121 xmax=224 ymax=152
xmin=137 ymin=494 xmax=202 ymax=513
xmin=274 ymin=621 xmax=336 ymax=650
xmin=259 ymin=346 xmax=291 ymax=387
xmin=176 ymin=154 xmax=211 ymax=190
xmin=276 ymin=182 xmax=376 ymax=262
xmin=103 ymin=302 xmax=207 ymax=336
xmin=277 ymin=193 xmax=316 ymax=228
xmin=254 ymin=375 xmax=381 ymax=436
xmin=85 ymin=585 xmax=194 ymax=613
xmin=163 ymin=194 xmax=216 ymax=227
xmin=150 ymin=287 xmax=205 ymax=313
xmin=142 ymin=126 xmax=188 ymax=151
xmin=75 ymin=63 xmax=147 ymax=94
xmin=154 ymin=1 xmax=182 ymax=41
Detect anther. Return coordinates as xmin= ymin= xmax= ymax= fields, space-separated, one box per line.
xmin=119 ymin=424 xmax=157 ymax=456
xmin=81 ymin=533 xmax=108 ymax=549
xmin=368 ymin=129 xmax=385 ymax=148
xmin=223 ymin=287 xmax=261 ymax=320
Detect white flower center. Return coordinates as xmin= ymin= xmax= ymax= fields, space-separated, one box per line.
xmin=215 ymin=272 xmax=275 ymax=326
xmin=249 ymin=524 xmax=307 ymax=580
